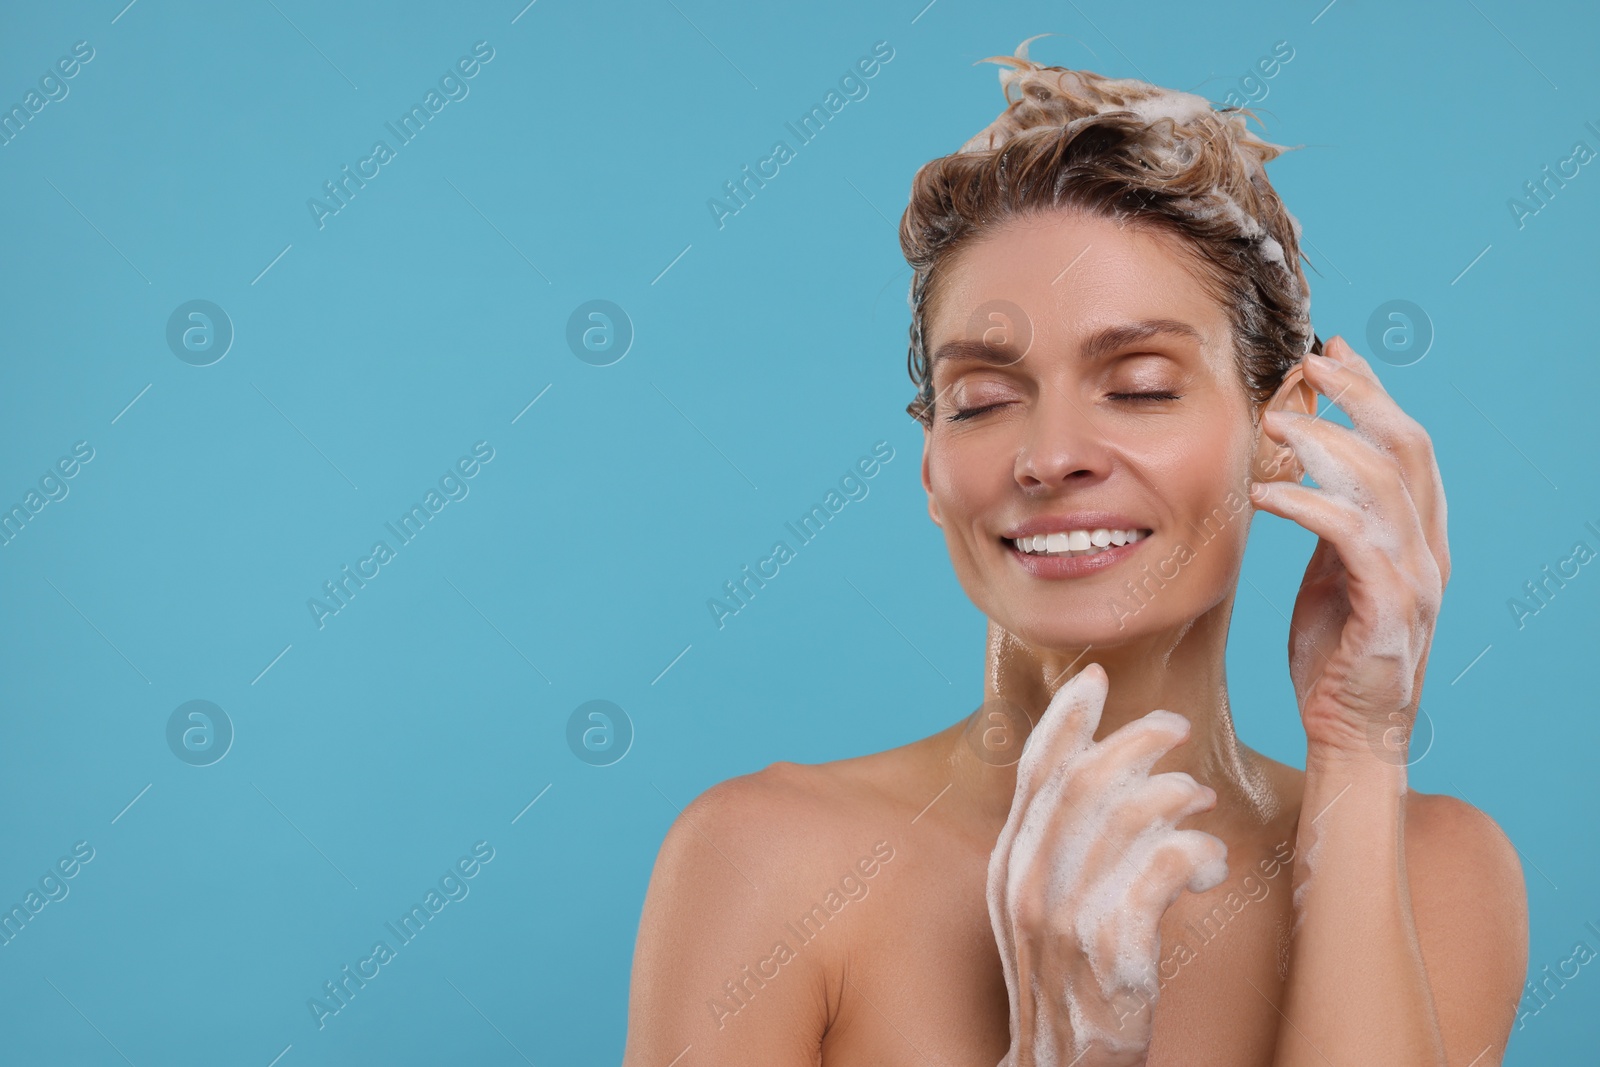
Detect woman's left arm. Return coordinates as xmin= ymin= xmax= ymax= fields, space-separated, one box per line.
xmin=1249 ymin=335 xmax=1529 ymax=1067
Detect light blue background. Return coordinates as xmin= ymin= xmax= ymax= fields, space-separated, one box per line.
xmin=1 ymin=0 xmax=1596 ymax=1063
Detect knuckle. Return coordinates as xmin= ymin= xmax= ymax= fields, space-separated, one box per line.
xmin=1159 ymin=770 xmax=1200 ymax=793
xmin=1146 ymin=840 xmax=1191 ymax=884
xmin=1396 ymin=414 xmax=1432 ymax=454
xmin=1335 ymin=501 xmax=1365 ymax=538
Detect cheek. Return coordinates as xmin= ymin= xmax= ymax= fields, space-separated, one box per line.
xmin=929 ymin=438 xmax=1007 ymax=516
xmin=1140 ymin=427 xmax=1254 ymax=540
xmin=1165 ymin=415 xmax=1256 ymax=491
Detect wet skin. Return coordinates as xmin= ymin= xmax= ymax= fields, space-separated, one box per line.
xmin=622 ymin=209 xmax=1528 ymax=1066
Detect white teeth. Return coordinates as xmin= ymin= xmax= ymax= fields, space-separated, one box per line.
xmin=1010 ymin=528 xmax=1148 ymax=557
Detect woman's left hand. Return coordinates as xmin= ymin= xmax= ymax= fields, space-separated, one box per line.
xmin=1248 ymin=334 xmax=1451 ymax=762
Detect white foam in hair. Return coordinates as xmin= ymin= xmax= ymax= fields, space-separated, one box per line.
xmin=959 ymin=33 xmax=1314 ymax=337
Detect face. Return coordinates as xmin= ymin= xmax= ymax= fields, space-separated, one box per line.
xmin=919 ymin=208 xmax=1308 ymax=649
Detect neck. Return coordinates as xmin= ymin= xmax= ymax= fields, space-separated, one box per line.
xmin=948 ymin=597 xmax=1275 ymax=829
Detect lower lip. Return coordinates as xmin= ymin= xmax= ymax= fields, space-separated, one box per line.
xmin=1005 ymin=535 xmax=1149 ymax=578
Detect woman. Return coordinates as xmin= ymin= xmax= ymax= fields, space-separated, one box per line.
xmin=622 ymin=38 xmax=1528 ymax=1066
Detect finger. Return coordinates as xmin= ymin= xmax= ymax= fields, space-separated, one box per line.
xmin=1248 ymin=479 xmax=1419 ymax=588
xmin=1022 ymin=707 xmax=1194 ymax=844
xmin=1014 ymin=661 xmax=1108 ymax=801
xmin=1311 ymin=338 xmax=1444 ymax=509
xmin=998 ymin=669 xmax=1115 ymax=916
xmin=1319 ymin=334 xmax=1389 ymax=397
xmin=984 ymin=849 xmax=1023 ymax=988
xmin=1260 ymin=412 xmax=1432 ymax=576
xmin=1120 ymin=771 xmax=1219 ymax=831
xmin=1261 ymin=409 xmax=1402 ymax=515
xmin=1125 ymin=828 xmax=1231 ymax=908
xmin=1076 ymin=828 xmax=1229 ymax=982
xmin=995 ymin=664 xmax=1110 ymax=877
xmin=1017 ymin=708 xmax=1195 ymax=866
xmin=1249 ymin=479 xmax=1436 ymax=699
xmin=1088 ymin=709 xmax=1196 ymax=781
xmin=1020 ymin=762 xmax=1214 ymax=931
xmin=1307 ymin=337 xmax=1450 ymax=583
xmin=1052 ymin=771 xmax=1219 ymax=893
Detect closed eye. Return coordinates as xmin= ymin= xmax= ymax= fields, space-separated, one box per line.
xmin=945 ymin=402 xmax=1007 ymax=423
xmin=945 ymin=393 xmax=1181 ymax=422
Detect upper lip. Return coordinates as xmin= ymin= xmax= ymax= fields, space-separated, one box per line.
xmin=1002 ymin=513 xmax=1153 ymax=540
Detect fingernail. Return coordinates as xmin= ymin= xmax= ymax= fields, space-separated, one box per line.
xmin=1307 ymin=351 xmax=1338 ymax=370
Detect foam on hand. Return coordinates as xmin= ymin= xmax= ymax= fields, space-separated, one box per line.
xmin=993 ymin=668 xmax=1229 ymax=1065
xmin=1274 ymin=407 xmax=1434 ymax=676
xmin=1276 ymin=419 xmax=1382 ymax=534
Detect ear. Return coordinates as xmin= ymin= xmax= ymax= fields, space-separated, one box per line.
xmin=1251 ymin=363 xmax=1317 ymax=484
xmin=920 ymin=425 xmax=942 ymax=527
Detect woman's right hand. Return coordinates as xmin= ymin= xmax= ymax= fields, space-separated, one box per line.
xmin=987 ymin=662 xmax=1230 ymax=1067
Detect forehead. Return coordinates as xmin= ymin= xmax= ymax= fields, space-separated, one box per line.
xmin=925 ymin=210 xmax=1229 ymax=356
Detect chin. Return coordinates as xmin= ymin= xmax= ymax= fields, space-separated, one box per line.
xmin=994 ymin=605 xmax=1151 ymax=651
xmin=986 ymin=581 xmax=1220 ymax=652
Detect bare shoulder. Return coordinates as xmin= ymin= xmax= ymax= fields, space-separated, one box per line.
xmin=1402 ymin=789 xmax=1528 ymax=925
xmin=622 ymin=747 xmax=926 ymax=1066
xmin=1401 ymin=788 xmax=1530 ymax=1059
xmin=668 ymin=746 xmax=918 ymax=863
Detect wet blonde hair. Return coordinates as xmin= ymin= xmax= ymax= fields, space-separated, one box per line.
xmin=901 ymin=34 xmax=1321 ymax=426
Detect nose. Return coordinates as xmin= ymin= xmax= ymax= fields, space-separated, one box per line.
xmin=1013 ymin=390 xmax=1112 ymax=490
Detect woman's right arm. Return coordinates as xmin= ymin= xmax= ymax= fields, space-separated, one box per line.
xmin=621 ymin=772 xmax=828 ymax=1067
xmin=989 ymin=663 xmax=1229 ymax=1067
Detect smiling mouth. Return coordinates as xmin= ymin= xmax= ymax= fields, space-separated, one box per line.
xmin=1006 ymin=528 xmax=1153 ymax=558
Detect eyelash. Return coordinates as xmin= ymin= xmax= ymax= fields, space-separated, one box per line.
xmin=945 ymin=403 xmax=1006 ymax=423
xmin=944 ymin=392 xmax=1184 ymax=422
xmin=1113 ymin=391 xmax=1183 ymax=403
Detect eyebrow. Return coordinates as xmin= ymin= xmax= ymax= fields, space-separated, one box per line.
xmin=930 ymin=318 xmax=1206 ymax=373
